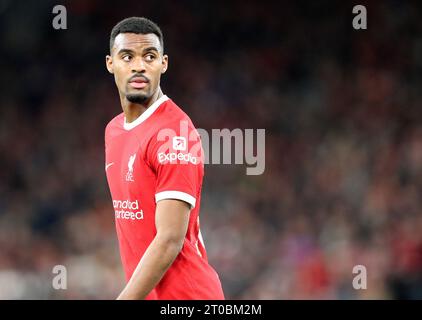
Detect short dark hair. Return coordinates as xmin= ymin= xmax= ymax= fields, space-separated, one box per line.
xmin=109 ymin=17 xmax=164 ymax=53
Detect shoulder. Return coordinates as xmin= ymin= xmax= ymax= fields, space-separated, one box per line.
xmin=144 ymin=98 xmax=202 ymax=154
xmin=155 ymin=98 xmax=198 ymax=133
xmin=105 ymin=113 xmax=124 ymax=139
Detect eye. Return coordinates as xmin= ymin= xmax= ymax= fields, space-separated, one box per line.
xmin=122 ymin=54 xmax=132 ymax=62
xmin=145 ymin=54 xmax=156 ymax=62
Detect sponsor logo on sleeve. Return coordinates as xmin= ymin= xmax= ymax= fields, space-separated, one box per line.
xmin=172 ymin=136 xmax=187 ymax=151
xmin=157 ymin=135 xmax=200 ymax=165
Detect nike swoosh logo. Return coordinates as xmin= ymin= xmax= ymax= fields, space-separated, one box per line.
xmin=105 ymin=162 xmax=114 ymax=171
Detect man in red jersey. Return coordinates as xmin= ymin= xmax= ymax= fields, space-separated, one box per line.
xmin=104 ymin=17 xmax=225 ymax=300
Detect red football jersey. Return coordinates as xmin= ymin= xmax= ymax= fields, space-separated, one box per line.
xmin=104 ymin=95 xmax=224 ymax=300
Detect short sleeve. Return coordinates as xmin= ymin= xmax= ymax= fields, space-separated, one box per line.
xmin=147 ymin=120 xmax=204 ymax=209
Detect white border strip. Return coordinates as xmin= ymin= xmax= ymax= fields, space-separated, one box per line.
xmin=155 ymin=190 xmax=196 ymax=209
xmin=123 ymin=95 xmax=169 ymax=130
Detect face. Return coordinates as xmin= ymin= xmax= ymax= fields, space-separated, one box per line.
xmin=106 ymin=33 xmax=168 ymax=104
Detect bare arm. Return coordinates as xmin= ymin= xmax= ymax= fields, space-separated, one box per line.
xmin=116 ymin=199 xmax=190 ymax=300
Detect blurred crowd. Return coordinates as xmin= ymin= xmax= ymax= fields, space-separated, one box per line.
xmin=0 ymin=1 xmax=421 ymax=299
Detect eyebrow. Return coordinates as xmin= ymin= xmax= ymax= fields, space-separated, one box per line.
xmin=116 ymin=46 xmax=160 ymax=56
xmin=117 ymin=48 xmax=135 ymax=55
xmin=143 ymin=46 xmax=160 ymax=53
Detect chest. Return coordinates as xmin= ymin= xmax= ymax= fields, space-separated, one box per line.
xmin=105 ymin=133 xmax=155 ymax=194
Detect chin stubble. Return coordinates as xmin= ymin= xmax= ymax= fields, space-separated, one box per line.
xmin=126 ymin=94 xmax=148 ymax=104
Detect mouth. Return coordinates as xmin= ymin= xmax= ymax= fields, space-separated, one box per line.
xmin=128 ymin=76 xmax=149 ymax=89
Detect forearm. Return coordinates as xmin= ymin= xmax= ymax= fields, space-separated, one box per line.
xmin=117 ymin=236 xmax=183 ymax=300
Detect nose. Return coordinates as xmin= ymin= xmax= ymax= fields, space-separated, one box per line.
xmin=131 ymin=56 xmax=146 ymax=73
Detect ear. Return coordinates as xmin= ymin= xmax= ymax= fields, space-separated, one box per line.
xmin=161 ymin=54 xmax=168 ymax=74
xmin=106 ymin=55 xmax=114 ymax=74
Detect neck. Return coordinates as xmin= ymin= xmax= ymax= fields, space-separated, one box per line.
xmin=121 ymin=88 xmax=163 ymax=123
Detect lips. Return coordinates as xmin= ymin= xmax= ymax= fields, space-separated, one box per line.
xmin=129 ymin=76 xmax=149 ymax=89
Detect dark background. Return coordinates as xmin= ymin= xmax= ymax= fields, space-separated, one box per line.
xmin=0 ymin=0 xmax=421 ymax=299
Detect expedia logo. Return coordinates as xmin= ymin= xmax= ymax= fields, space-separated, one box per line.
xmin=172 ymin=136 xmax=187 ymax=151
xmin=158 ymin=152 xmax=198 ymax=165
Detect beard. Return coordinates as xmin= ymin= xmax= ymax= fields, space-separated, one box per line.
xmin=126 ymin=93 xmax=148 ymax=104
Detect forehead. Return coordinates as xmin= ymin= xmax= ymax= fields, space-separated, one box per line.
xmin=112 ymin=33 xmax=162 ymax=53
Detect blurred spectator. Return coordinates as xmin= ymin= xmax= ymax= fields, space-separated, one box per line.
xmin=0 ymin=1 xmax=421 ymax=299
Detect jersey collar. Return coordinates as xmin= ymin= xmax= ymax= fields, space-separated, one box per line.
xmin=123 ymin=94 xmax=169 ymax=130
